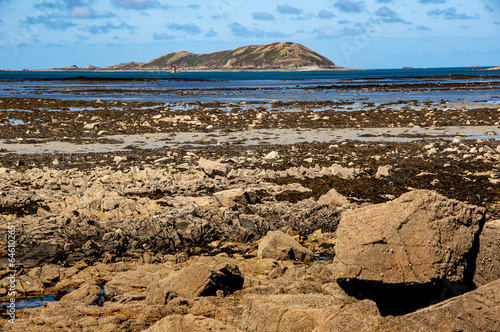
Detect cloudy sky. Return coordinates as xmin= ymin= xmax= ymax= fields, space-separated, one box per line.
xmin=0 ymin=0 xmax=498 ymax=70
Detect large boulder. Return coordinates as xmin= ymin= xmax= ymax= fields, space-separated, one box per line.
xmin=332 ymin=190 xmax=485 ymax=315
xmin=333 ymin=190 xmax=484 ymax=284
xmin=258 ymin=231 xmax=313 ymax=262
xmin=474 ymin=219 xmax=500 ymax=286
xmin=146 ymin=263 xmax=244 ymax=305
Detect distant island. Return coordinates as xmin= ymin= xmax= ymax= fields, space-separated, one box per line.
xmin=52 ymin=42 xmax=347 ymax=72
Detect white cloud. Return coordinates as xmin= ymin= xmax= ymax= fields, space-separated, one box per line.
xmin=70 ymin=6 xmax=93 ymax=18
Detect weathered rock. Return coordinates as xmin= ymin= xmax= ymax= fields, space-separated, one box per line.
xmin=263 ymin=151 xmax=280 ymax=160
xmin=239 ymin=293 xmax=355 ymax=332
xmin=317 ymin=188 xmax=349 ymax=206
xmin=400 ymin=278 xmax=500 ymax=332
xmin=332 ymin=190 xmax=485 ymax=315
xmin=146 ymin=263 xmax=244 ymax=305
xmin=314 ymin=299 xmax=387 ymax=332
xmin=198 ymin=157 xmax=230 ymax=177
xmin=316 ymin=278 xmax=500 ymax=331
xmin=333 ymin=190 xmax=484 ymax=284
xmin=60 ymin=282 xmax=102 ymax=305
xmin=40 ymin=264 xmax=60 ymax=285
xmin=329 ymin=163 xmax=356 ymax=179
xmin=375 ymin=165 xmax=393 ymax=178
xmin=83 ymin=122 xmax=100 ymax=130
xmin=474 ymin=219 xmax=500 ymax=286
xmin=104 ymin=263 xmax=173 ymax=298
xmin=145 ymin=314 xmax=241 ymax=332
xmin=258 ymin=231 xmax=313 ymax=262
xmin=213 ymin=188 xmax=245 ymax=207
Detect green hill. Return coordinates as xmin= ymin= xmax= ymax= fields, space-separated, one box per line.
xmin=103 ymin=42 xmax=338 ymax=71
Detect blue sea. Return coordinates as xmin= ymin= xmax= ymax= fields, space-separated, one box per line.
xmin=1 ymin=66 xmax=498 ymax=81
xmin=0 ymin=67 xmax=499 ymax=105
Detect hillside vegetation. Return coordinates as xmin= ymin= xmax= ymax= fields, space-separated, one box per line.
xmin=103 ymin=42 xmax=338 ymax=70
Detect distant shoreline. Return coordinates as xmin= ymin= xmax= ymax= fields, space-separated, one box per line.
xmin=2 ymin=66 xmax=498 ymax=73
xmin=2 ymin=67 xmax=358 ymax=73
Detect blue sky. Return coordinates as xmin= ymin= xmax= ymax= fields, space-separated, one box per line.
xmin=0 ymin=0 xmax=498 ymax=69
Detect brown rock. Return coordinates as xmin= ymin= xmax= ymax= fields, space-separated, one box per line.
xmin=258 ymin=231 xmax=313 ymax=262
xmin=474 ymin=219 xmax=500 ymax=286
xmin=314 ymin=299 xmax=386 ymax=332
xmin=315 ymin=280 xmax=500 ymax=331
xmin=145 ymin=314 xmax=241 ymax=332
xmin=375 ymin=165 xmax=393 ymax=178
xmin=239 ymin=293 xmax=355 ymax=332
xmin=40 ymin=264 xmax=60 ymax=285
xmin=332 ymin=190 xmax=485 ymax=315
xmin=317 ymin=188 xmax=349 ymax=206
xmin=213 ymin=188 xmax=245 ymax=207
xmin=146 ymin=263 xmax=244 ymax=305
xmin=333 ymin=190 xmax=485 ymax=284
xmin=60 ymin=282 xmax=102 ymax=305
xmin=104 ymin=263 xmax=172 ymax=298
xmin=198 ymin=157 xmax=230 ymax=177
xmin=402 ymin=278 xmax=500 ymax=332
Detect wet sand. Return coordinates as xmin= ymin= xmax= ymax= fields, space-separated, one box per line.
xmin=2 ymin=125 xmax=500 ymax=154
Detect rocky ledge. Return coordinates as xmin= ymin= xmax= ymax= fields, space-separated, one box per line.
xmin=1 ymin=154 xmax=499 ymax=331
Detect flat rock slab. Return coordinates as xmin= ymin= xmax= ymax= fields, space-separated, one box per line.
xmin=145 ymin=314 xmax=242 ymax=332
xmin=401 ymin=278 xmax=500 ymax=332
xmin=316 ymin=279 xmax=500 ymax=331
xmin=333 ymin=189 xmax=485 ymax=285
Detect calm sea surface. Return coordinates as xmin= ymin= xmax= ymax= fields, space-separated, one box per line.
xmin=1 ymin=67 xmax=499 ymax=105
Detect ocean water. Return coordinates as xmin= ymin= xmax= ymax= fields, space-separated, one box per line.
xmin=0 ymin=67 xmax=499 ymax=105
xmin=1 ymin=66 xmax=499 ymax=81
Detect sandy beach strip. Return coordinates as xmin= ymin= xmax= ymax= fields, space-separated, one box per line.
xmin=1 ymin=125 xmax=498 ymax=154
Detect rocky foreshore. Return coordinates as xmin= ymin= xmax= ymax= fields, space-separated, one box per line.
xmin=1 ymin=74 xmax=500 ymax=330
xmin=1 ymin=148 xmax=500 ymax=331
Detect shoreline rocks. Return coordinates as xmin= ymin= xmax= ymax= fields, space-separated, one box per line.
xmin=332 ymin=190 xmax=485 ymax=315
xmin=0 ymin=151 xmax=499 ymax=331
